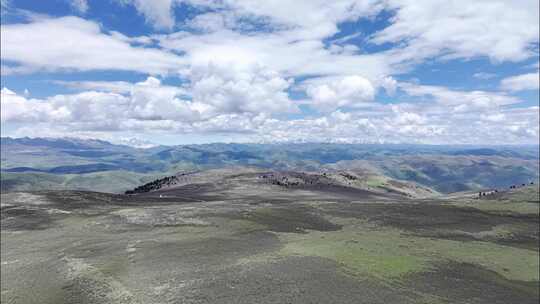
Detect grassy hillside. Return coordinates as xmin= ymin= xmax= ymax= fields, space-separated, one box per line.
xmin=332 ymin=156 xmax=539 ymax=193
xmin=0 ymin=171 xmax=165 ymax=193
xmin=450 ymin=185 xmax=540 ymax=216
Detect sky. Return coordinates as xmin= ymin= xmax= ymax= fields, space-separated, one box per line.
xmin=1 ymin=0 xmax=539 ymax=147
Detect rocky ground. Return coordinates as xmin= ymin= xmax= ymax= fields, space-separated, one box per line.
xmin=1 ymin=169 xmax=538 ymax=304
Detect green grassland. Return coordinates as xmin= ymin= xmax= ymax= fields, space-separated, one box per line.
xmin=239 ymin=189 xmax=539 ymax=285
xmin=0 ymin=171 xmax=162 ymax=193
xmin=451 ymin=185 xmax=540 ymax=215
xmin=277 ymin=218 xmax=538 ymax=282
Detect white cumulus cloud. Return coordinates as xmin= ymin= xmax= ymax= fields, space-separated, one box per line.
xmin=0 ymin=16 xmax=185 ymax=74
xmin=306 ymin=75 xmax=376 ymax=111
xmin=500 ymin=73 xmax=540 ymax=92
xmin=373 ymin=0 xmax=539 ymax=63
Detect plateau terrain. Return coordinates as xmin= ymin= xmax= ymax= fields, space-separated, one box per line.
xmin=1 ymin=162 xmax=539 ymax=303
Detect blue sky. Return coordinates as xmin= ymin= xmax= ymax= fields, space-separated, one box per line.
xmin=1 ymin=0 xmax=539 ymax=146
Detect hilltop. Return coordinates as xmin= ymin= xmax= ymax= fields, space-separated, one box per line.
xmin=1 ymin=137 xmax=539 ymax=194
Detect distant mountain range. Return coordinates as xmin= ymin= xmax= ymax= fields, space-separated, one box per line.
xmin=1 ymin=137 xmax=538 ymax=193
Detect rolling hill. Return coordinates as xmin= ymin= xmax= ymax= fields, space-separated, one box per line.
xmin=1 ymin=137 xmax=538 ymax=193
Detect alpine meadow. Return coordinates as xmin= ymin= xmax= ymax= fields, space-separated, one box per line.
xmin=1 ymin=1 xmax=539 ymax=303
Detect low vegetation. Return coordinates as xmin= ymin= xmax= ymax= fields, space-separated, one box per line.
xmin=2 ymin=138 xmax=538 ymax=194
